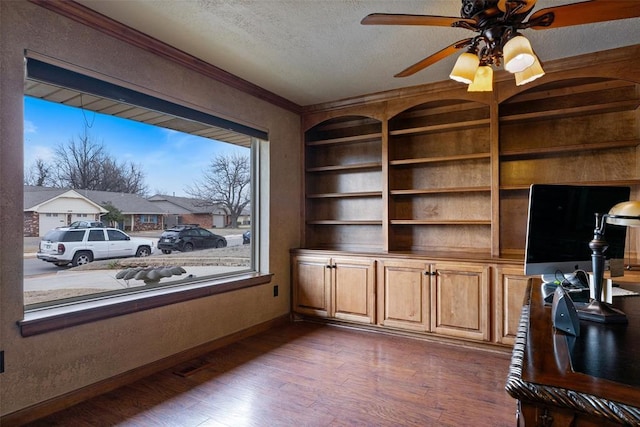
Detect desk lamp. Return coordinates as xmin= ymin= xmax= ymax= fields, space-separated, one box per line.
xmin=577 ymin=201 xmax=640 ymax=323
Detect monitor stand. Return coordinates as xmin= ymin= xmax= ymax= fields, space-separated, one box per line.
xmin=575 ymin=300 xmax=628 ymax=323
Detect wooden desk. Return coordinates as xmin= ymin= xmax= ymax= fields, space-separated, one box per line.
xmin=505 ymin=282 xmax=640 ymax=426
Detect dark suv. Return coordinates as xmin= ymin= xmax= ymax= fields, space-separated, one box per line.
xmin=158 ymin=225 xmax=227 ymax=254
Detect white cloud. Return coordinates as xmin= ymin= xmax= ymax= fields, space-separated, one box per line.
xmin=24 ymin=120 xmax=37 ymax=134
xmin=24 ymin=145 xmax=55 ymax=167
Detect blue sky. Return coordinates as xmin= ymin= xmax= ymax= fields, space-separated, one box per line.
xmin=23 ymin=97 xmax=248 ymax=197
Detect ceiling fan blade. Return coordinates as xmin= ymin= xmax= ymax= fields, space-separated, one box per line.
xmin=498 ymin=0 xmax=537 ymax=13
xmin=361 ymin=13 xmax=474 ymax=27
xmin=395 ymin=38 xmax=474 ymax=78
xmin=529 ymin=0 xmax=640 ymax=29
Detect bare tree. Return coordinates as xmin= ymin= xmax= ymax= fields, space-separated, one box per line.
xmin=24 ymin=158 xmax=53 ymax=186
xmin=53 ymin=128 xmax=104 ymax=190
xmin=51 ymin=128 xmax=148 ymax=195
xmin=186 ymin=153 xmax=250 ymax=228
xmin=98 ymin=158 xmax=148 ymax=194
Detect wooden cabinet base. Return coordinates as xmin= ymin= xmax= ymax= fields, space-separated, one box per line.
xmin=292 ymin=250 xmax=534 ymax=347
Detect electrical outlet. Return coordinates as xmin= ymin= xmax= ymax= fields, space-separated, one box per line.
xmin=273 ymin=285 xmax=278 ymax=297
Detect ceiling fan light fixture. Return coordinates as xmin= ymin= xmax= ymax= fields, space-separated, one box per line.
xmin=515 ymin=57 xmax=545 ymax=86
xmin=449 ymin=52 xmax=480 ymax=84
xmin=468 ymin=65 xmax=493 ymax=92
xmin=503 ymin=35 xmax=536 ymax=73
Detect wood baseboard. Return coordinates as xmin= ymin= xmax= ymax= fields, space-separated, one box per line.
xmin=1 ymin=314 xmax=291 ymax=427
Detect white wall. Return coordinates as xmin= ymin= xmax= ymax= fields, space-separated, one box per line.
xmin=38 ymin=196 xmax=102 ymax=215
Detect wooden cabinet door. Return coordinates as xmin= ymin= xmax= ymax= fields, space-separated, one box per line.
xmin=494 ymin=265 xmax=539 ymax=346
xmin=431 ymin=262 xmax=490 ymax=341
xmin=292 ymin=255 xmax=331 ymax=317
xmin=377 ymin=258 xmax=431 ymax=331
xmin=332 ymin=257 xmax=376 ymax=324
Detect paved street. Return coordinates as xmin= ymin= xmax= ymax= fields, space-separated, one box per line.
xmin=24 ymin=257 xmax=70 ymax=277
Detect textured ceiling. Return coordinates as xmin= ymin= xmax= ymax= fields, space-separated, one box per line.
xmin=76 ymin=0 xmax=640 ymax=107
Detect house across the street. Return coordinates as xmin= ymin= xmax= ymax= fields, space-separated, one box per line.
xmin=24 ymin=186 xmax=236 ymax=237
xmin=24 ymin=186 xmax=164 ymax=236
xmin=147 ymin=194 xmax=228 ymax=229
xmin=24 ymin=186 xmax=109 ymax=236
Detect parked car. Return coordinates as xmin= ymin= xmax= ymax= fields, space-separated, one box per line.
xmin=158 ymin=225 xmax=227 ymax=254
xmin=37 ymin=227 xmax=156 ymax=267
xmin=67 ymin=220 xmax=105 ymax=228
xmin=243 ymin=230 xmax=251 ymax=244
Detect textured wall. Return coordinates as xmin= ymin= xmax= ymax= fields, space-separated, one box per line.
xmin=0 ymin=0 xmax=301 ymax=416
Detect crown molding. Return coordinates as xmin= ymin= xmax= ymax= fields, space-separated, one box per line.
xmin=303 ymin=44 xmax=640 ymax=114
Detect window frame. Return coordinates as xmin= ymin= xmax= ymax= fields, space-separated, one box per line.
xmin=20 ymin=57 xmax=269 ymax=336
xmin=19 ymin=273 xmax=272 ymax=337
xmin=140 ymin=214 xmax=158 ymax=224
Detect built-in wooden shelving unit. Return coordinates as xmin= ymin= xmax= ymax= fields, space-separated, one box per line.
xmin=301 ymin=46 xmax=640 ymax=260
xmin=296 ymin=45 xmax=640 ymax=347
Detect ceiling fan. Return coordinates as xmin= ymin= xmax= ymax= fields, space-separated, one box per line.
xmin=361 ymin=0 xmax=640 ymax=90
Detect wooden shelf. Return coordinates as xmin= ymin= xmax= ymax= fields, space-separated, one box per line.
xmin=390 ymin=220 xmax=491 ymax=225
xmin=306 ymin=162 xmax=382 ymax=173
xmin=307 ymin=220 xmax=383 ymax=225
xmin=390 ymin=187 xmax=491 ymax=196
xmin=389 ymin=119 xmax=490 ymax=136
xmin=499 ymin=100 xmax=640 ymax=124
xmin=306 ymin=133 xmax=382 ymax=147
xmin=390 ymin=153 xmax=490 ymax=166
xmin=500 ymin=139 xmax=640 ymax=159
xmin=307 ymin=191 xmax=382 ymax=199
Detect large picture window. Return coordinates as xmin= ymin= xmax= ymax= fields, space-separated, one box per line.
xmin=23 ymin=58 xmax=265 ymax=314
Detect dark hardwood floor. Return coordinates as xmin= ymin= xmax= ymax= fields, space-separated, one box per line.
xmin=25 ymin=321 xmax=516 ymax=426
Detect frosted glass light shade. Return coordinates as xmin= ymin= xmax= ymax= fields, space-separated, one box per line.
xmin=607 ymin=201 xmax=640 ymax=227
xmin=468 ymin=66 xmax=493 ymax=92
xmin=515 ymin=57 xmax=545 ymax=86
xmin=449 ymin=53 xmax=480 ymax=84
xmin=504 ymin=36 xmax=535 ymax=73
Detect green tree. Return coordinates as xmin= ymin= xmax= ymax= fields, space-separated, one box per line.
xmin=101 ymin=201 xmax=125 ymax=228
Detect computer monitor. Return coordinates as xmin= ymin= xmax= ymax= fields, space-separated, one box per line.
xmin=524 ymin=184 xmax=630 ymax=277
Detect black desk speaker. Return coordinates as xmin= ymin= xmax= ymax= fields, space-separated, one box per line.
xmin=551 ymin=286 xmax=580 ymax=337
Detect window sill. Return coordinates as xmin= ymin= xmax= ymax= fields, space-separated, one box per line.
xmin=18 ymin=273 xmax=273 ymax=337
